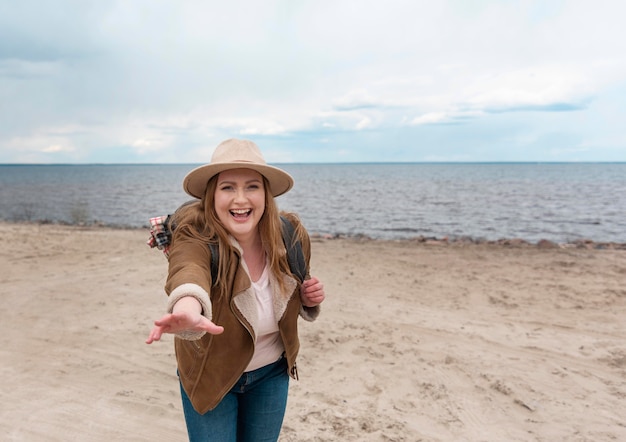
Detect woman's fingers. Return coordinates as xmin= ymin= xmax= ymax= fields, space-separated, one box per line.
xmin=146 ymin=313 xmax=225 ymax=344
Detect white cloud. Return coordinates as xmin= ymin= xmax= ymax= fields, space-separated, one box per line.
xmin=410 ymin=112 xmax=453 ymax=126
xmin=41 ymin=144 xmax=73 ymax=153
xmin=1 ymin=0 xmax=626 ymax=162
xmin=463 ymin=65 xmax=597 ymax=112
xmin=3 ymin=133 xmax=76 ymax=162
xmin=238 ymin=121 xmax=287 ymax=136
xmin=409 ymin=109 xmax=485 ymax=126
xmin=355 ymin=117 xmax=373 ymax=130
xmin=332 ymin=90 xmax=380 ymax=111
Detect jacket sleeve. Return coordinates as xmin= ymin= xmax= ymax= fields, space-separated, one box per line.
xmin=164 ymin=232 xmax=214 ymax=340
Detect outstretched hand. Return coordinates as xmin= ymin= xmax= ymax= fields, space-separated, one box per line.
xmin=301 ymin=276 xmax=325 ymax=308
xmin=146 ymin=310 xmax=224 ymax=344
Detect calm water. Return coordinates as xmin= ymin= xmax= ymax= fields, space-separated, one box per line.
xmin=1 ymin=163 xmax=625 ymax=243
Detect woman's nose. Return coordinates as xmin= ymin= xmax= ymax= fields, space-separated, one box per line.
xmin=234 ymin=187 xmax=246 ymax=201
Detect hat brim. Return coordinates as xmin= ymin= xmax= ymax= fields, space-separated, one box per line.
xmin=183 ymin=162 xmax=294 ymax=199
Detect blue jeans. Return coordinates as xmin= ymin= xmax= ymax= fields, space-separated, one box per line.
xmin=180 ymin=356 xmax=289 ymax=442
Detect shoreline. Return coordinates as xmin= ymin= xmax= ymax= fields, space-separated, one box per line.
xmin=3 ymin=219 xmax=625 ymax=250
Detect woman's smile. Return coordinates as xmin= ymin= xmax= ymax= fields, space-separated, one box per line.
xmin=230 ymin=208 xmax=252 ymax=220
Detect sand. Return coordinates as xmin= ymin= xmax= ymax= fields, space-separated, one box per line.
xmin=0 ymin=222 xmax=625 ymax=441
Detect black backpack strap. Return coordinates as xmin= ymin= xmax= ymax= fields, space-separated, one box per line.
xmin=280 ymin=215 xmax=307 ymax=283
xmin=208 ymin=242 xmax=219 ymax=286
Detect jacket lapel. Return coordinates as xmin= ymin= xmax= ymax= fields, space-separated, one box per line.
xmin=229 ymin=236 xmax=299 ymax=338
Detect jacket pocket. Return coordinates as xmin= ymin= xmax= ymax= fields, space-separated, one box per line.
xmin=175 ymin=333 xmax=211 ymax=381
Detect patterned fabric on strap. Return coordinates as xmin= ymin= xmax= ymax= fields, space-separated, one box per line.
xmin=146 ymin=215 xmax=172 ymax=257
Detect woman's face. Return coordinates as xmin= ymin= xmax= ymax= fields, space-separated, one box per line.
xmin=214 ymin=168 xmax=266 ymax=244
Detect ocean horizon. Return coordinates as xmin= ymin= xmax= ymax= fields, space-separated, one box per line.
xmin=3 ymin=160 xmax=625 ymax=166
xmin=1 ymin=162 xmax=625 ymax=244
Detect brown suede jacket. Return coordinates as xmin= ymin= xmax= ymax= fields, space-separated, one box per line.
xmin=163 ymin=215 xmax=320 ymax=414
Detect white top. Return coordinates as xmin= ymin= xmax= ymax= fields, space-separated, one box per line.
xmin=245 ymin=263 xmax=285 ymax=372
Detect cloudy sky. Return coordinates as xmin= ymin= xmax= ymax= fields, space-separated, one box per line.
xmin=1 ymin=0 xmax=625 ymax=163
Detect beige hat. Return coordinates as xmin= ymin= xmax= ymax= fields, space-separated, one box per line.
xmin=183 ymin=139 xmax=294 ymax=198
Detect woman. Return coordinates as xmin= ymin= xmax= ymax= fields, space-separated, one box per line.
xmin=146 ymin=139 xmax=325 ymax=441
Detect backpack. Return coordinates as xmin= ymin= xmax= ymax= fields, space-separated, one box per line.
xmin=147 ymin=213 xmax=307 ymax=284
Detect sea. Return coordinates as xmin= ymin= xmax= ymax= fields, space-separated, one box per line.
xmin=1 ymin=163 xmax=625 ymax=244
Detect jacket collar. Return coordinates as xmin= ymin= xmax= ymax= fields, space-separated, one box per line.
xmin=228 ymin=235 xmax=299 ymax=329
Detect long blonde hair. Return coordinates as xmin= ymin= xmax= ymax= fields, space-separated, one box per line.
xmin=171 ymin=174 xmax=293 ymax=298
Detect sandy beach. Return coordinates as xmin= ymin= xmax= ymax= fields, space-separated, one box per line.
xmin=1 ymin=222 xmax=625 ymax=441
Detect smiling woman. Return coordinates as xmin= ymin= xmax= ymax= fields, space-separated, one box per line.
xmin=145 ymin=138 xmax=326 ymax=442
